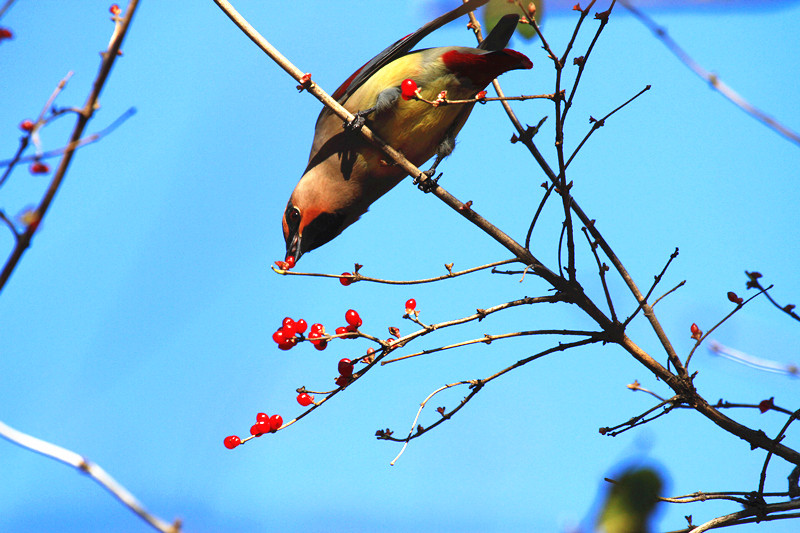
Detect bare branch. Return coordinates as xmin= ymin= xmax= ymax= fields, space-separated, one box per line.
xmin=621 ymin=0 xmax=800 ymax=147
xmin=0 ymin=419 xmax=180 ymax=533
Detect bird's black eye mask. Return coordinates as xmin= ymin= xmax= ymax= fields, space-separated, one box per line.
xmin=284 ymin=204 xmax=301 ymax=244
xmin=302 ymin=211 xmax=348 ymax=253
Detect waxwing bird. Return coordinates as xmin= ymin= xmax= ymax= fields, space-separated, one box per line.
xmin=283 ymin=0 xmax=532 ymax=262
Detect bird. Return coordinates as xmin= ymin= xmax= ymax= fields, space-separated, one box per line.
xmin=282 ymin=0 xmax=532 ymax=263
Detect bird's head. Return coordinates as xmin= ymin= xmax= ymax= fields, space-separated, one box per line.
xmin=282 ymin=189 xmax=349 ymax=264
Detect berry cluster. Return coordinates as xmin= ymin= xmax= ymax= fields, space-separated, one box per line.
xmin=223 ymin=411 xmax=283 ymax=449
xmin=275 ymin=255 xmax=296 ymax=271
xmin=272 ymin=317 xmax=308 ymax=350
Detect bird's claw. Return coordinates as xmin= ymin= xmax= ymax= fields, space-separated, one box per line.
xmin=414 ymin=170 xmax=442 ymax=193
xmin=343 ymin=112 xmax=367 ymax=131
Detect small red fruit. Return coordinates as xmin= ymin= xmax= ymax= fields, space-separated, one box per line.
xmin=19 ymin=120 xmax=34 ymax=132
xmin=295 ymin=319 xmax=308 ymax=334
xmin=310 ymin=323 xmax=325 ymax=335
xmin=224 ymin=435 xmax=241 ymax=449
xmin=345 ymin=309 xmax=362 ymax=328
xmin=690 ymin=323 xmax=700 ymax=335
xmin=338 ymin=358 xmax=354 ymax=377
xmin=283 ymin=255 xmax=296 ymax=270
xmin=297 ymin=392 xmax=314 ymax=406
xmin=110 ymin=4 xmax=122 ymax=15
xmin=476 ymin=90 xmax=487 ymax=101
xmin=30 ymin=161 xmax=50 ymax=174
xmin=256 ymin=412 xmax=269 ymax=422
xmin=250 ymin=421 xmax=270 ymax=436
xmin=335 ymin=326 xmax=348 ymax=336
xmin=335 ymin=375 xmax=350 ymax=387
xmin=405 ymin=298 xmax=417 ymax=311
xmin=314 ymin=339 xmax=328 ymax=351
xmin=340 ymin=272 xmax=354 ymax=286
xmin=277 ymin=338 xmax=296 ymax=351
xmin=0 ymin=27 xmax=12 ymax=41
xmin=401 ymin=79 xmax=418 ymax=100
xmin=269 ymin=414 xmax=283 ymax=431
xmin=272 ymin=329 xmax=287 ymax=344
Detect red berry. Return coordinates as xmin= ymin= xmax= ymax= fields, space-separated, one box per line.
xmin=223 ymin=435 xmax=241 ymax=449
xmin=269 ymin=414 xmax=283 ymax=431
xmin=272 ymin=329 xmax=287 ymax=344
xmin=340 ymin=272 xmax=353 ymax=286
xmin=282 ymin=316 xmax=296 ymax=332
xmin=110 ymin=4 xmax=122 ymax=15
xmin=476 ymin=90 xmax=487 ymax=100
xmin=250 ymin=421 xmax=270 ymax=436
xmin=278 ymin=340 xmax=295 ymax=351
xmin=401 ymin=79 xmax=418 ymax=101
xmin=338 ymin=358 xmax=354 ymax=377
xmin=690 ymin=323 xmax=700 ymax=335
xmin=256 ymin=412 xmax=269 ymax=422
xmin=19 ymin=120 xmax=34 ymax=132
xmin=295 ymin=319 xmax=308 ymax=334
xmin=30 ymin=161 xmax=50 ymax=174
xmin=405 ymin=298 xmax=417 ymax=311
xmin=310 ymin=323 xmax=324 ymax=335
xmin=345 ymin=309 xmax=362 ymax=328
xmin=297 ymin=392 xmax=314 ymax=406
xmin=283 ymin=255 xmax=296 ymax=270
xmin=0 ymin=27 xmax=13 ymax=41
xmin=367 ymin=347 xmax=375 ymax=355
xmin=335 ymin=326 xmax=348 ymax=336
xmin=314 ymin=339 xmax=328 ymax=351
xmin=335 ymin=375 xmax=349 ymax=387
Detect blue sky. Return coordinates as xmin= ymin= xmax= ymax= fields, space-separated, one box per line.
xmin=2 ymin=1 xmax=799 ymax=532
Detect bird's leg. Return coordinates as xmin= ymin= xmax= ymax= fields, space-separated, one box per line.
xmin=343 ymin=86 xmax=401 ymax=131
xmin=413 ymin=131 xmax=456 ymax=192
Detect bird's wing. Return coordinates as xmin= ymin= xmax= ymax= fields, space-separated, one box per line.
xmin=331 ymin=0 xmax=490 ymax=103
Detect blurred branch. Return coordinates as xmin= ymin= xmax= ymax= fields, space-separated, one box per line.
xmin=621 ymin=0 xmax=800 ymax=147
xmin=0 ymin=419 xmax=180 ymax=533
xmin=0 ymin=1 xmax=139 ymax=294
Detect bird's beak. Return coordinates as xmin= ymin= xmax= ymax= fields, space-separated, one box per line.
xmin=286 ymin=231 xmax=303 ymax=263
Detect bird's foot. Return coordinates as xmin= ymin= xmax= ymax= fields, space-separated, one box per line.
xmin=414 ymin=170 xmax=442 ymax=193
xmin=343 ymin=113 xmax=366 ymax=131
xmin=343 ymin=107 xmax=376 ymax=131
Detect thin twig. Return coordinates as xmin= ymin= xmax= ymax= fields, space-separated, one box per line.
xmin=623 ymin=247 xmax=679 ymax=328
xmin=745 ymin=271 xmax=800 ymax=323
xmin=389 ymin=381 xmax=472 ymax=465
xmin=581 ymin=225 xmax=616 ymax=322
xmin=382 ymin=329 xmax=602 ymax=364
xmin=758 ymin=409 xmax=800 ymax=495
xmin=564 ymin=84 xmax=651 ymax=169
xmin=0 ymin=107 xmax=137 ymax=167
xmin=272 ymin=258 xmax=520 ymax=284
xmin=686 ymin=287 xmax=769 ymax=369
